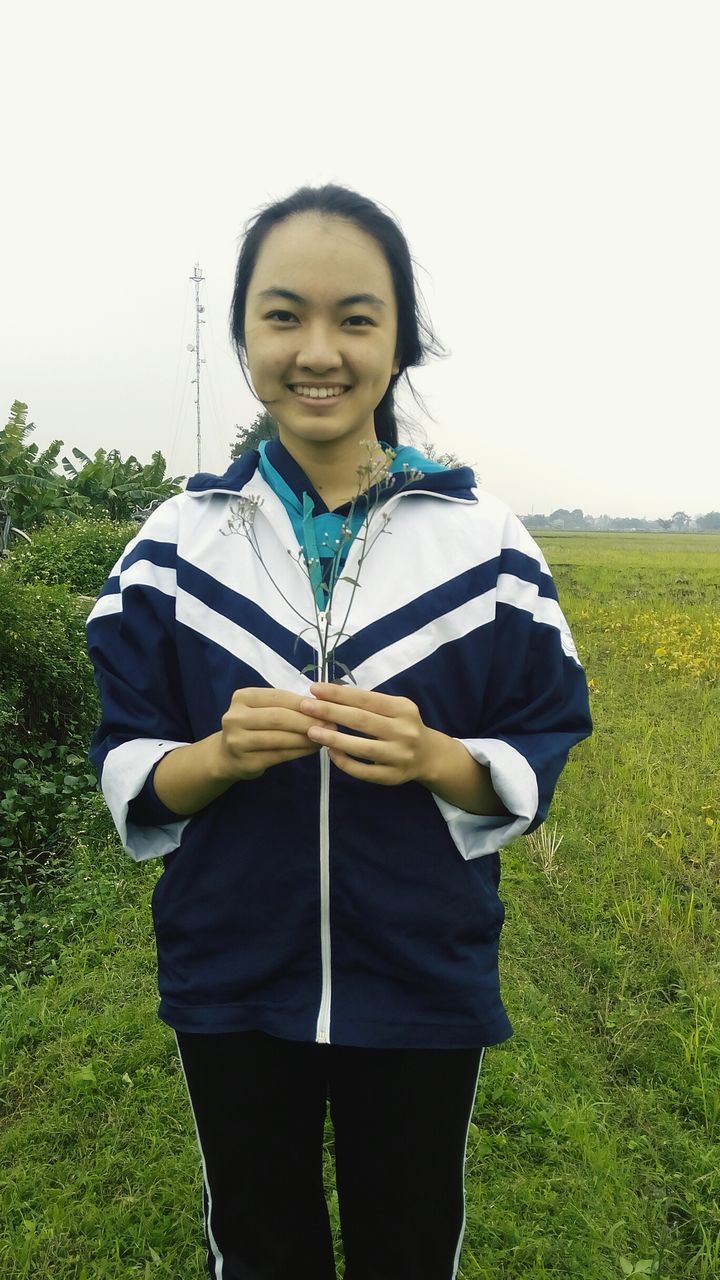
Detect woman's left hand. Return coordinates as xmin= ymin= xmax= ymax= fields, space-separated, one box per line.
xmin=300 ymin=683 xmax=440 ymax=786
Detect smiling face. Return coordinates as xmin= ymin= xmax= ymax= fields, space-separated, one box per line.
xmin=243 ymin=213 xmax=400 ymax=464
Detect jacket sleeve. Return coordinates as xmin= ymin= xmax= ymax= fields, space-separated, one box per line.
xmin=431 ymin=508 xmax=592 ymax=859
xmin=86 ymin=497 xmax=194 ymax=861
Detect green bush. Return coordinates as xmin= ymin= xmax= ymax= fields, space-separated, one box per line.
xmin=0 ymin=742 xmax=102 ymax=970
xmin=5 ymin=516 xmax=136 ymax=595
xmin=0 ymin=576 xmax=98 ymax=747
xmin=0 ymin=575 xmax=109 ymax=977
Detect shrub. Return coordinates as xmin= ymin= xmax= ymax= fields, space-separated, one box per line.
xmin=0 ymin=575 xmax=108 ymax=977
xmin=0 ymin=576 xmax=98 ymax=747
xmin=0 ymin=742 xmax=100 ymax=964
xmin=5 ymin=517 xmax=136 ymax=595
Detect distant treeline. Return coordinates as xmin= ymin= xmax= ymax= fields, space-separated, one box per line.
xmin=521 ymin=508 xmax=720 ymax=533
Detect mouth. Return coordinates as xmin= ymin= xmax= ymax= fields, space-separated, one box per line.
xmin=287 ymin=384 xmax=351 ymax=406
xmin=286 ymin=384 xmax=351 ymax=409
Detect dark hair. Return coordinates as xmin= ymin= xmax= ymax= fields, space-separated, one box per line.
xmin=228 ymin=183 xmax=448 ymax=448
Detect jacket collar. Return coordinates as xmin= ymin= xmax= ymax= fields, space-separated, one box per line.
xmin=185 ymin=449 xmax=261 ymax=496
xmin=185 ymin=439 xmax=478 ymax=505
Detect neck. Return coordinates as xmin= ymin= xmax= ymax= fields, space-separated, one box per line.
xmin=279 ymin=435 xmax=390 ymax=509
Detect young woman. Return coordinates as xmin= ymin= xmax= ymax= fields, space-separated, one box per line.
xmin=87 ymin=184 xmax=592 ymax=1280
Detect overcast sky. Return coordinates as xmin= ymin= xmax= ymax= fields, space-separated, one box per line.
xmin=3 ymin=0 xmax=718 ymax=518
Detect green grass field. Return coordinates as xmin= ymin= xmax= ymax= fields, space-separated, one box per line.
xmin=1 ymin=533 xmax=718 ymax=1279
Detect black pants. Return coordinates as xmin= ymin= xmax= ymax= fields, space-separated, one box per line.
xmin=175 ymin=1030 xmax=485 ymax=1280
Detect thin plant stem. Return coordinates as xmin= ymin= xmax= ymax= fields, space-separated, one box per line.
xmin=223 ymin=446 xmax=423 ymax=683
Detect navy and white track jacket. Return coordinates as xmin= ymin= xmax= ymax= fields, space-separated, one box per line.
xmin=86 ymin=447 xmax=592 ymax=1049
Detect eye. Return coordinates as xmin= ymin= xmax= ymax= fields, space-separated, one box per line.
xmin=265 ymin=311 xmax=373 ymax=327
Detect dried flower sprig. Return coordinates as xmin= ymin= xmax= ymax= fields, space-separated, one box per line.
xmin=224 ymin=491 xmax=263 ymax=538
xmin=223 ymin=491 xmax=316 ymax=629
xmin=223 ymin=441 xmax=423 ymax=684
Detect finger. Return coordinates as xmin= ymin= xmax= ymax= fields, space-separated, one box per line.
xmin=252 ymin=745 xmax=327 ymax=770
xmin=326 ymin=748 xmax=386 ymax=781
xmin=306 ymin=725 xmax=391 ymax=762
xmin=300 ymin=698 xmax=390 ymax=739
xmin=307 ymin=683 xmax=408 ymax=718
xmin=274 ymin=746 xmax=327 ymax=760
xmin=229 ymin=705 xmax=332 ymax=736
xmin=228 ymin=730 xmax=325 ymax=752
xmin=233 ymin=688 xmax=317 ymax=714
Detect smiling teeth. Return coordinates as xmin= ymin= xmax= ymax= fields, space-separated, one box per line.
xmin=292 ymin=386 xmax=347 ymax=398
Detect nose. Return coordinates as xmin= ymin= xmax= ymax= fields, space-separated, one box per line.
xmin=296 ymin=322 xmax=344 ymax=373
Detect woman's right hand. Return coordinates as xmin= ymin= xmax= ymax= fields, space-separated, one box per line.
xmin=152 ymin=687 xmax=336 ymax=815
xmin=216 ymin=687 xmax=336 ymax=781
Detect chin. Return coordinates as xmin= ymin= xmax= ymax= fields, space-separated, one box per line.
xmin=283 ymin=415 xmax=361 ymax=436
xmin=295 ymin=427 xmax=353 ymax=444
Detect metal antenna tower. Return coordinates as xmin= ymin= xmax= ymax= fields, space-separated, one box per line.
xmin=187 ymin=263 xmax=206 ymax=471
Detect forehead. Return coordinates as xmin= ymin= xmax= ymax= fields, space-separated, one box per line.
xmin=251 ymin=213 xmax=394 ymax=298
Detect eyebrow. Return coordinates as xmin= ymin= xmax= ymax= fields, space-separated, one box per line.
xmin=256 ymin=287 xmax=386 ymax=310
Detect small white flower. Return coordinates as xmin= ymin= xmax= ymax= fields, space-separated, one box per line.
xmin=224 ymin=494 xmax=264 ymax=536
xmin=220 ymin=453 xmax=420 ymax=682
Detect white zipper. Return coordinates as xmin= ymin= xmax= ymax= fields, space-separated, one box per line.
xmin=315 ymin=744 xmax=332 ymax=1043
xmin=311 ymin=488 xmax=473 ymax=1045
